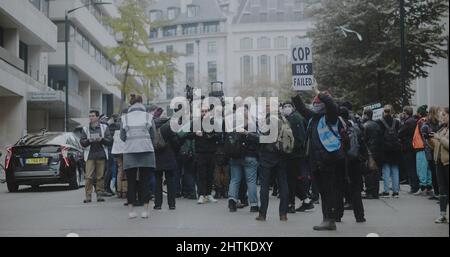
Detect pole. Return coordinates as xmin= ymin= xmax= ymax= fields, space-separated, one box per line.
xmin=400 ymin=0 xmax=408 ymax=107
xmin=64 ymin=11 xmax=69 ymax=132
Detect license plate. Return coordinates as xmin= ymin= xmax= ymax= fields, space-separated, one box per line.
xmin=26 ymin=158 xmax=48 ymax=165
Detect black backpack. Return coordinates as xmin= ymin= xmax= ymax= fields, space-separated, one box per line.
xmin=380 ymin=117 xmax=401 ymax=152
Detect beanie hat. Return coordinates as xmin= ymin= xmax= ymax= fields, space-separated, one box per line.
xmin=417 ymin=105 xmax=428 ymax=117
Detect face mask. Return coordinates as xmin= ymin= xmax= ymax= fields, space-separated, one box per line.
xmin=283 ymin=107 xmax=293 ymax=116
xmin=312 ymin=103 xmax=325 ymax=114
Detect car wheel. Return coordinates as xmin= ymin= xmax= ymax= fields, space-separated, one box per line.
xmin=7 ymin=182 xmax=19 ymax=192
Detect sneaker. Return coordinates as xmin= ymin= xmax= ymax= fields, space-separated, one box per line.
xmin=380 ymin=192 xmax=390 ymax=198
xmin=141 ymin=211 xmax=149 ymax=219
xmin=288 ymin=205 xmax=296 ymax=214
xmin=153 ymin=205 xmax=161 ymax=210
xmin=128 ymin=212 xmax=137 ymax=219
xmin=83 ymin=199 xmax=92 ymax=203
xmin=343 ymin=203 xmax=353 ymax=210
xmin=392 ymin=192 xmax=399 ymax=198
xmin=236 ymin=201 xmax=249 ymax=208
xmin=207 ymin=195 xmax=218 ymax=203
xmin=413 ymin=189 xmax=424 ymax=196
xmin=97 ymin=198 xmax=105 ymax=202
xmin=228 ymin=199 xmax=237 ymax=212
xmin=197 ymin=195 xmax=207 ymax=204
xmin=434 ymin=216 xmax=447 ymax=224
xmin=250 ymin=206 xmax=259 ymax=213
xmin=296 ymin=202 xmax=315 ymax=212
xmin=169 ymin=206 xmax=176 ymax=210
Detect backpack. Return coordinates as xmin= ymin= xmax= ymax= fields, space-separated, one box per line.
xmin=380 ymin=117 xmax=401 ymax=152
xmin=412 ymin=118 xmax=426 ymax=150
xmin=276 ymin=115 xmax=295 ymax=154
xmin=345 ymin=119 xmax=361 ymax=159
xmin=224 ymin=133 xmax=244 ymax=158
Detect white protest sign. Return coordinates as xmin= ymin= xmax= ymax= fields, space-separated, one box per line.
xmin=364 ymin=103 xmax=383 ymax=121
xmin=291 ymin=41 xmax=314 ymax=91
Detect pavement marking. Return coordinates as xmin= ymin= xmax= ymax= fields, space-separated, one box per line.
xmin=366 ymin=233 xmax=380 ymax=237
xmin=66 ymin=232 xmax=79 ymax=237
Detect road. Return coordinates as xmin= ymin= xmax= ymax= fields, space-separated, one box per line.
xmin=0 ymin=183 xmax=448 ymax=237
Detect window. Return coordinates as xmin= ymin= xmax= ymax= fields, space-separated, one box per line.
xmin=0 ymin=26 xmax=4 ymax=47
xmin=276 ymin=12 xmax=284 ymax=22
xmin=203 ymin=22 xmax=219 ymax=33
xmin=187 ymin=5 xmax=199 ymax=18
xmin=150 ymin=29 xmax=158 ymax=39
xmin=294 ymin=0 xmax=304 ymax=10
xmin=19 ymin=41 xmax=28 ymax=74
xmin=207 ymin=41 xmax=217 ymax=54
xmin=240 ymin=56 xmax=253 ymax=85
xmin=208 ymin=61 xmax=217 ymax=82
xmin=293 ymin=11 xmax=303 ymax=21
xmin=258 ymin=55 xmax=270 ymax=80
xmin=240 ymin=38 xmax=253 ymax=50
xmin=242 ymin=13 xmax=251 ymax=23
xmin=163 ymin=26 xmax=177 ymax=37
xmin=82 ymin=35 xmax=89 ymax=52
xmin=274 ymin=36 xmax=287 ymax=48
xmin=275 ymin=54 xmax=288 ymax=81
xmin=55 ymin=23 xmax=66 ymax=42
xmin=166 ymin=45 xmax=173 ymax=54
xmin=149 ymin=10 xmax=162 ymax=22
xmin=257 ymin=37 xmax=270 ymax=49
xmin=277 ymin=0 xmax=284 ymax=9
xmin=186 ymin=43 xmax=194 ymax=56
xmin=186 ymin=63 xmax=195 ymax=85
xmin=182 ymin=24 xmax=198 ymax=35
xmin=260 ymin=13 xmax=268 ymax=22
xmin=167 ymin=7 xmax=180 ymax=20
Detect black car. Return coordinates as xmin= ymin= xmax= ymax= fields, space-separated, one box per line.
xmin=4 ymin=132 xmax=85 ymax=192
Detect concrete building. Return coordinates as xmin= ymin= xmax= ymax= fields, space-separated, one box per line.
xmin=0 ymin=0 xmax=57 ymax=149
xmin=146 ymin=0 xmax=228 ymax=114
xmin=46 ymin=0 xmax=122 ymax=130
xmin=227 ymin=0 xmax=313 ymax=97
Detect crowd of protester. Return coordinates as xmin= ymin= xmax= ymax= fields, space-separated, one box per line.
xmin=79 ymin=91 xmax=449 ymax=229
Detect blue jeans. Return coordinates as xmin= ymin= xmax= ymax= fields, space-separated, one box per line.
xmin=382 ymin=163 xmax=400 ymax=193
xmin=228 ymin=157 xmax=258 ymax=206
xmin=416 ymin=150 xmax=432 ymax=187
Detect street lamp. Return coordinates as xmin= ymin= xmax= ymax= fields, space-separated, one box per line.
xmin=399 ymin=0 xmax=408 ymax=107
xmin=64 ymin=1 xmax=112 ymax=132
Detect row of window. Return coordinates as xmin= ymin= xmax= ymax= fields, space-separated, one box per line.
xmin=149 ymin=5 xmax=200 ymax=22
xmin=29 ymin=0 xmax=50 ymax=17
xmin=241 ymin=10 xmax=304 ymax=23
xmin=150 ymin=22 xmax=220 ymax=39
xmin=249 ymin=0 xmax=304 ymax=10
xmin=80 ymin=0 xmax=114 ymax=36
xmin=55 ymin=22 xmax=115 ymax=76
xmin=240 ymin=54 xmax=289 ymax=85
xmin=240 ymin=36 xmax=303 ymax=50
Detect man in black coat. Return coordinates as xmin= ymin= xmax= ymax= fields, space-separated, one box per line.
xmin=361 ymin=108 xmax=383 ymax=199
xmin=292 ymin=91 xmax=344 ymax=231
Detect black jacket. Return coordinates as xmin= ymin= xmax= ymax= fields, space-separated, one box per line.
xmin=154 ymin=117 xmax=179 ymax=171
xmin=377 ymin=116 xmax=401 ymax=164
xmin=285 ymin=111 xmax=307 ymax=158
xmin=398 ymin=116 xmax=417 ymax=153
xmin=362 ymin=119 xmax=383 ymax=162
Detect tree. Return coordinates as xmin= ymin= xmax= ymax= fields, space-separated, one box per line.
xmin=307 ymin=0 xmax=448 ymax=111
xmin=105 ymin=0 xmax=175 ymax=111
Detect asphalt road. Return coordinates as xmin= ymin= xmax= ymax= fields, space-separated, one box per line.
xmin=0 ymin=182 xmax=448 ymax=237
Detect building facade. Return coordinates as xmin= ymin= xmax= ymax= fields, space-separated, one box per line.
xmin=0 ymin=0 xmax=57 ymax=149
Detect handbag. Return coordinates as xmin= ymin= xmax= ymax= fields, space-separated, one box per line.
xmin=364 ymin=143 xmax=379 ymax=172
